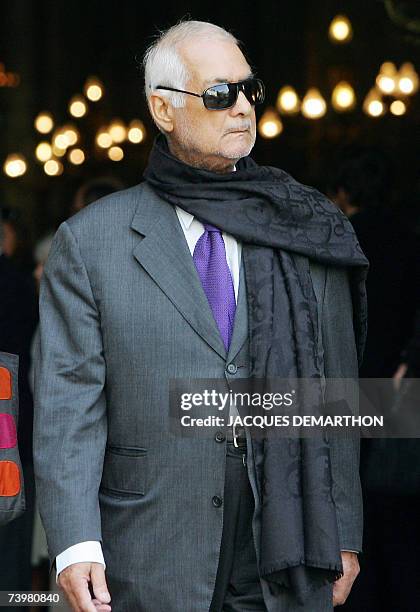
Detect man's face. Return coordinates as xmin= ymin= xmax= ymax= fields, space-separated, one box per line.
xmin=170 ymin=38 xmax=257 ymax=171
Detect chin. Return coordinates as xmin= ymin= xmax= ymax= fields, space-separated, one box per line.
xmin=220 ymin=141 xmax=255 ymax=160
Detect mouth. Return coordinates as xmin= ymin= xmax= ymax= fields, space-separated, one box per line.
xmin=226 ymin=128 xmax=250 ymax=134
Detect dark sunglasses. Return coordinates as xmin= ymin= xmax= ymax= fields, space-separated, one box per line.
xmin=156 ymin=77 xmax=265 ymax=111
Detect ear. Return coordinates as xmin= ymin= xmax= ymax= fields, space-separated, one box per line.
xmin=148 ymin=93 xmax=174 ymax=133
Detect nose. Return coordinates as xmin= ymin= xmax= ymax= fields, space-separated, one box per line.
xmin=230 ymin=90 xmax=253 ymax=116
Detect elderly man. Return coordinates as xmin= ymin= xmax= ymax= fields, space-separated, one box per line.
xmin=34 ymin=20 xmax=368 ymax=612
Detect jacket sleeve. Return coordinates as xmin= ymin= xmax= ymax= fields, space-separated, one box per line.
xmin=33 ymin=221 xmax=107 ymax=563
xmin=311 ymin=262 xmax=363 ymax=552
xmin=320 ymin=265 xmax=363 ymax=553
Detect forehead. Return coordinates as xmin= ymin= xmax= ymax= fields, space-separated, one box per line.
xmin=180 ymin=38 xmax=252 ymax=86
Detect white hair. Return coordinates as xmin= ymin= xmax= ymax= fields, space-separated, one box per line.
xmin=143 ymin=19 xmax=239 ymax=109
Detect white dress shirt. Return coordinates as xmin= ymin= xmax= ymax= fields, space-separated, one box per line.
xmin=55 ymin=207 xmax=242 ymax=576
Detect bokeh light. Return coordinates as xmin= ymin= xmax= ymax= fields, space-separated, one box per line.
xmin=397 ymin=64 xmax=419 ymax=95
xmin=44 ymin=159 xmax=63 ymax=176
xmin=127 ymin=120 xmax=145 ymax=143
xmin=34 ymin=112 xmax=54 ymax=134
xmin=376 ymin=62 xmax=397 ymax=95
xmin=96 ymin=130 xmax=113 ymax=148
xmin=329 ymin=15 xmax=353 ymax=43
xmin=108 ymin=146 xmax=124 ymax=161
xmin=68 ymin=148 xmax=85 ymax=165
xmin=109 ymin=120 xmax=126 ymax=143
xmin=69 ymin=95 xmax=87 ymax=118
xmin=3 ymin=154 xmax=27 ymax=178
xmin=331 ymin=82 xmax=356 ymax=111
xmin=390 ymin=100 xmax=406 ymax=116
xmin=276 ymin=86 xmax=300 ymax=114
xmin=35 ymin=142 xmax=52 ymax=162
xmin=363 ymin=88 xmax=385 ymax=117
xmin=84 ymin=77 xmax=103 ymax=102
xmin=301 ymin=88 xmax=327 ymax=119
xmin=63 ymin=125 xmax=79 ymax=146
xmin=258 ymin=108 xmax=283 ymax=138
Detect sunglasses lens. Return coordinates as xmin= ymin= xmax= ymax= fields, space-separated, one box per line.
xmin=203 ymin=78 xmax=265 ymax=110
xmin=243 ymin=79 xmax=265 ymax=105
xmin=203 ymin=83 xmax=237 ymax=110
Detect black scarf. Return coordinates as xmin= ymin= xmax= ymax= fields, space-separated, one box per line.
xmin=144 ymin=134 xmax=369 ymax=604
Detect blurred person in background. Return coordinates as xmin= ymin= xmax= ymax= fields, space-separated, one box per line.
xmin=330 ymin=147 xmax=419 ymax=378
xmin=70 ymin=177 xmax=125 ymax=216
xmin=394 ymin=308 xmax=420 ymax=382
xmin=1 ymin=207 xmax=35 ymax=275
xmin=29 ymin=233 xmax=55 ymax=394
xmin=0 ymin=211 xmax=38 ymax=608
xmin=330 ymin=148 xmax=420 ymax=612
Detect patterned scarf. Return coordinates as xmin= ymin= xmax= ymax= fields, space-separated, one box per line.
xmin=144 ymin=134 xmax=369 ymax=603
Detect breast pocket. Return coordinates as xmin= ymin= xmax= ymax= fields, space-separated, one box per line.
xmin=100 ymin=445 xmax=148 ymax=498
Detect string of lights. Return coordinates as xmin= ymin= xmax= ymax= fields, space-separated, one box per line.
xmin=3 ymin=76 xmax=147 ymax=178
xmin=257 ymin=14 xmax=419 ymax=139
xmin=2 ymin=14 xmax=419 ymax=175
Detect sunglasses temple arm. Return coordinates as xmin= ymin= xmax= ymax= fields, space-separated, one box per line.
xmin=156 ymin=86 xmax=202 ymax=99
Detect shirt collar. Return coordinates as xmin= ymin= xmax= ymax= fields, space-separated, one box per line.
xmin=176 ymin=206 xmax=195 ymax=230
xmin=176 ymin=164 xmax=237 ymax=228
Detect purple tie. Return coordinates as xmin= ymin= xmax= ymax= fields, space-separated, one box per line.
xmin=193 ymin=223 xmax=236 ymax=351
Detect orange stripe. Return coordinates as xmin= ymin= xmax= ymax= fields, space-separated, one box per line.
xmin=0 ymin=461 xmax=21 ymax=496
xmin=0 ymin=368 xmax=12 ymax=400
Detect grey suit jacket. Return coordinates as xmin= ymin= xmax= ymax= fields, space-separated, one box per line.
xmin=33 ymin=182 xmax=362 ymax=612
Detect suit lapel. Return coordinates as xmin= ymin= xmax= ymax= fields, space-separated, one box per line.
xmin=227 ymin=260 xmax=248 ymax=362
xmin=131 ymin=184 xmax=227 ymax=360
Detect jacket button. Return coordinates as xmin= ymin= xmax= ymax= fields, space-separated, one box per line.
xmin=215 ymin=431 xmax=225 ymax=443
xmin=226 ymin=363 xmax=238 ymax=374
xmin=212 ymin=495 xmax=223 ymax=508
